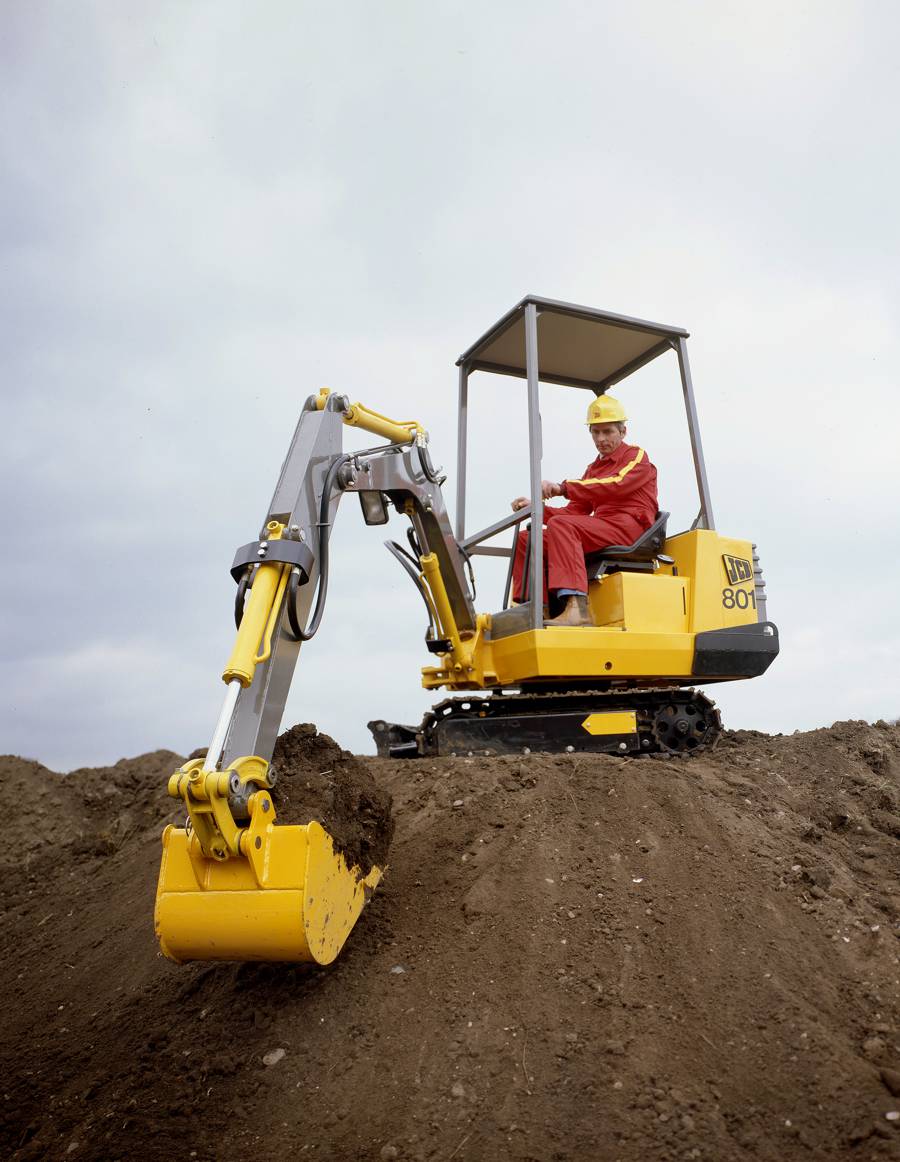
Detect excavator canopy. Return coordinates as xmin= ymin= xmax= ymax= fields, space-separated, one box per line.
xmin=453 ymin=296 xmax=714 ymax=632
xmin=456 ymin=295 xmax=689 ymax=391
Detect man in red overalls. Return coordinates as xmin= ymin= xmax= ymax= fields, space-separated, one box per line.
xmin=510 ymin=395 xmax=658 ymax=626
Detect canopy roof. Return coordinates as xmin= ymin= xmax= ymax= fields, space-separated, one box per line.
xmin=456 ymin=295 xmax=689 ymax=391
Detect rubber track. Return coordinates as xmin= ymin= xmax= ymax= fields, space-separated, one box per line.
xmin=419 ymin=687 xmax=722 ymax=757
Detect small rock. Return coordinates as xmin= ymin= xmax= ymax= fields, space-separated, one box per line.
xmin=389 ymin=965 xmax=406 ymax=975
xmin=262 ymin=1048 xmax=286 ymax=1066
xmin=886 ymin=1111 xmax=900 ymax=1122
xmin=863 ymin=1037 xmax=887 ymax=1062
xmin=451 ymin=1081 xmax=465 ymax=1098
xmin=804 ymin=864 xmax=832 ymax=889
xmin=881 ymin=1069 xmax=900 ymax=1097
xmin=380 ymin=1146 xmax=400 ymax=1160
xmin=452 ymin=799 xmax=464 ymax=808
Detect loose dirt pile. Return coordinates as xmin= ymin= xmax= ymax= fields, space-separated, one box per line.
xmin=1 ymin=720 xmax=899 ymax=1161
xmin=271 ymin=723 xmax=394 ymax=873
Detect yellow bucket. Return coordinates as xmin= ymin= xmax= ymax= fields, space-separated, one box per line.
xmin=155 ymin=794 xmax=382 ymax=963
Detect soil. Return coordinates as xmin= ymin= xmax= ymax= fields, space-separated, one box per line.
xmin=1 ymin=719 xmax=899 ymax=1161
xmin=271 ymin=723 xmax=394 ymax=873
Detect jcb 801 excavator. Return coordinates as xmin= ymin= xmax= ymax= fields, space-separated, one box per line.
xmin=155 ymin=296 xmax=779 ymax=965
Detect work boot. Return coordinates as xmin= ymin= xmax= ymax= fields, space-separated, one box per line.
xmin=544 ymin=595 xmax=593 ymax=627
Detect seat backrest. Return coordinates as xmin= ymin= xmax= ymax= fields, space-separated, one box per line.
xmin=584 ymin=510 xmax=670 ymax=579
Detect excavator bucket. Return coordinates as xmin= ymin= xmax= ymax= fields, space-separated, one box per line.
xmin=155 ymin=788 xmax=382 ymax=963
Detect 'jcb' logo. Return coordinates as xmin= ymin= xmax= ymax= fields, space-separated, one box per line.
xmin=722 ymin=554 xmax=752 ymax=584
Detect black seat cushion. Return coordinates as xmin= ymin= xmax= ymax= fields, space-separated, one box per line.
xmin=584 ymin=510 xmax=670 ymax=579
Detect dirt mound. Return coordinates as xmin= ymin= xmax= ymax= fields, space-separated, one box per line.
xmin=1 ymin=720 xmax=899 ymax=1161
xmin=271 ymin=723 xmax=394 ymax=873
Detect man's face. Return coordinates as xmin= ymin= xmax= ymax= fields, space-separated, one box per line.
xmin=590 ymin=422 xmax=625 ymax=456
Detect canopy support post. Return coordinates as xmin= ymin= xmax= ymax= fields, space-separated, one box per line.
xmin=455 ymin=363 xmax=468 ymax=542
xmin=525 ymin=303 xmax=543 ymax=630
xmin=676 ymin=336 xmax=715 ymax=530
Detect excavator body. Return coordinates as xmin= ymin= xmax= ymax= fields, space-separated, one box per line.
xmin=155 ymin=295 xmax=778 ymax=962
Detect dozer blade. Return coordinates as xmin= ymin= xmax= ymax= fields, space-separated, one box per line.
xmin=155 ymin=815 xmax=382 ymax=964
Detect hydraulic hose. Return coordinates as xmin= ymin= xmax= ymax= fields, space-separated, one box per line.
xmin=287 ymin=454 xmax=352 ymax=642
xmin=417 ymin=442 xmax=442 ymax=484
xmin=384 ymin=540 xmax=439 ymax=640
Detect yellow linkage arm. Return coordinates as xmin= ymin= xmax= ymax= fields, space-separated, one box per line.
xmin=315 ymin=387 xmax=423 ymax=445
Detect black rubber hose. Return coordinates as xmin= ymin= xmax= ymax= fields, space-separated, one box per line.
xmin=287 ymin=454 xmax=351 ymax=642
xmin=384 ymin=540 xmax=438 ymax=639
xmin=417 ymin=442 xmax=441 ymax=483
xmin=285 ymin=568 xmax=305 ymax=640
xmin=234 ymin=568 xmax=251 ymax=629
xmin=406 ymin=525 xmax=422 ymax=559
xmin=460 ymin=546 xmax=476 ymax=603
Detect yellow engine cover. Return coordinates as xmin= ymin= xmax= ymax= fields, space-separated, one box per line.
xmin=422 ymin=528 xmax=765 ymax=690
xmin=155 ymin=817 xmax=382 ymax=964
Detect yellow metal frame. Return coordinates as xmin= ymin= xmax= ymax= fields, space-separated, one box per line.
xmin=422 ymin=529 xmax=760 ymax=691
xmin=167 ymin=754 xmax=273 ymax=861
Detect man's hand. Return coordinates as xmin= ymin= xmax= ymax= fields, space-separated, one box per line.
xmin=512 ymin=482 xmax=562 ymax=511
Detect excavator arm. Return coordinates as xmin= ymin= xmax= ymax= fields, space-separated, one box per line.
xmin=207 ymin=388 xmax=475 ymax=771
xmin=155 ymin=389 xmax=473 ymax=963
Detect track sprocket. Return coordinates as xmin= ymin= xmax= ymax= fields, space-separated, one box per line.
xmin=650 ymin=693 xmax=722 ymax=754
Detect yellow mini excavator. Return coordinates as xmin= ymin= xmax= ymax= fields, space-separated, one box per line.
xmin=155 ymin=296 xmax=778 ymax=964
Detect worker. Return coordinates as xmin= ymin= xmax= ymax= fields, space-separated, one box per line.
xmin=510 ymin=395 xmax=658 ymax=626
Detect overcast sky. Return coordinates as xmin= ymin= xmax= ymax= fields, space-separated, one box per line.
xmin=3 ymin=1 xmax=899 ymax=770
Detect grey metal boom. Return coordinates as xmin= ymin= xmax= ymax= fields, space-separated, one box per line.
xmin=219 ymin=394 xmax=475 ymax=769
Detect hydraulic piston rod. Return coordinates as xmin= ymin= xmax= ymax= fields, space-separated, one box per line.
xmin=204 ymin=679 xmax=242 ymax=772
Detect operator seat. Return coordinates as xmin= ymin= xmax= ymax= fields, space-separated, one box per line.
xmin=584 ymin=510 xmax=671 ymax=579
xmin=504 ymin=510 xmax=672 ymax=621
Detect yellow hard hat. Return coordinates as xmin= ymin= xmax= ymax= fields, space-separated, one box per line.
xmin=586 ymin=395 xmax=627 ymax=425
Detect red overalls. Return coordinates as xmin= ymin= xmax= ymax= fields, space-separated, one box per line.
xmin=512 ymin=442 xmax=658 ymax=602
